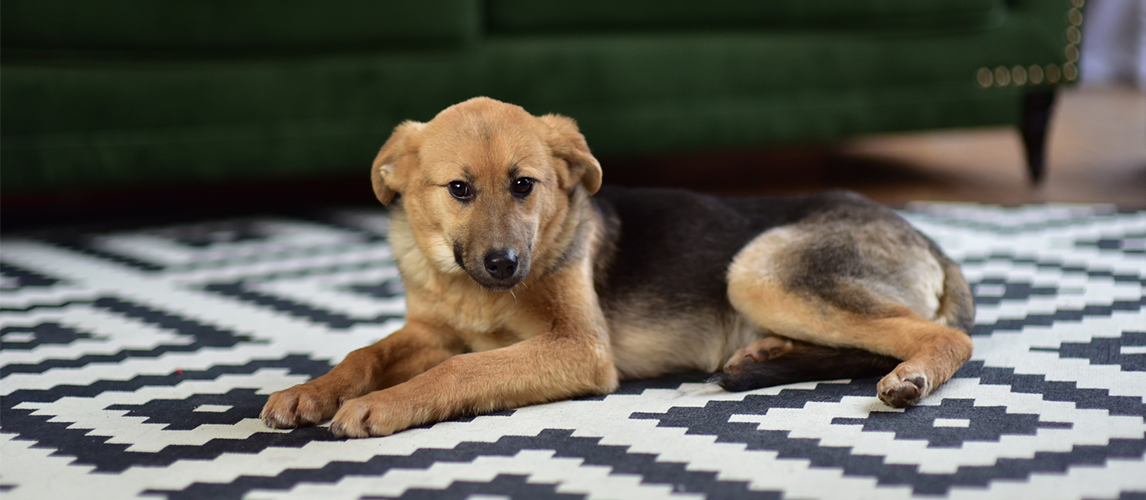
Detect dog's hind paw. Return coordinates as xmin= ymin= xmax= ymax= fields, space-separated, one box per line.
xmin=713 ymin=337 xmax=799 ymax=392
xmin=722 ymin=337 xmax=795 ymax=376
xmin=877 ymin=372 xmax=929 ymax=408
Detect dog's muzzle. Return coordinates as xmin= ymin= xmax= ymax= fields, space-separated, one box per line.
xmin=456 ymin=246 xmax=530 ymax=290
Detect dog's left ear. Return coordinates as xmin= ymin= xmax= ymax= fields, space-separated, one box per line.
xmin=371 ymin=121 xmax=425 ymax=205
xmin=538 ymin=114 xmax=602 ymax=194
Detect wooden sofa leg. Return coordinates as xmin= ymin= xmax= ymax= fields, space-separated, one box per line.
xmin=1021 ymin=90 xmax=1057 ymax=184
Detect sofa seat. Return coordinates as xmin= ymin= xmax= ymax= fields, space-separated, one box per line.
xmin=487 ymin=0 xmax=1004 ymax=33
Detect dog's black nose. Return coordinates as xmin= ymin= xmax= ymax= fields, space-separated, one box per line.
xmin=483 ymin=250 xmax=518 ymax=281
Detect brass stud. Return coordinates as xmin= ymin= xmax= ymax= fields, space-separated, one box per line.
xmin=1012 ymin=66 xmax=1028 ymax=85
xmin=1064 ymin=62 xmax=1078 ymax=81
xmin=1065 ymin=45 xmax=1080 ymax=62
xmin=1046 ymin=64 xmax=1062 ymax=83
xmin=1028 ymin=65 xmax=1045 ymax=84
xmin=1066 ymin=26 xmax=1082 ymax=45
xmin=976 ymin=67 xmax=994 ymax=88
xmin=994 ymin=66 xmax=1011 ymax=86
xmin=1068 ymin=8 xmax=1083 ymax=26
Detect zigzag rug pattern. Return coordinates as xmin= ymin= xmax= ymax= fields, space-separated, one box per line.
xmin=1 ymin=204 xmax=1143 ymax=500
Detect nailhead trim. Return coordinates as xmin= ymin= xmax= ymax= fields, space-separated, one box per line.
xmin=975 ymin=0 xmax=1079 ymax=88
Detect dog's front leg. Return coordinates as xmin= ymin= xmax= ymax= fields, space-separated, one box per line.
xmin=261 ymin=320 xmax=462 ymax=428
xmin=329 ymin=322 xmax=618 ymax=438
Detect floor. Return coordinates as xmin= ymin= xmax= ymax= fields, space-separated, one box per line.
xmin=603 ymin=86 xmax=1146 ymax=207
xmin=5 ymin=202 xmax=1144 ymax=500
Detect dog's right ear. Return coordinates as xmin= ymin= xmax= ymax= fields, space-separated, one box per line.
xmin=371 ymin=121 xmax=425 ymax=205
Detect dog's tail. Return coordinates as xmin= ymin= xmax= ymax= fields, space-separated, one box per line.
xmin=932 ymin=251 xmax=976 ymax=335
xmin=713 ymin=341 xmax=901 ymax=392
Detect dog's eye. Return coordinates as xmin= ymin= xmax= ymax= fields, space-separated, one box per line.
xmin=511 ymin=177 xmax=534 ymax=197
xmin=448 ymin=181 xmax=473 ymax=200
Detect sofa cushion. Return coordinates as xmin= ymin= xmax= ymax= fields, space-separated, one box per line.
xmin=487 ymin=0 xmax=1004 ymax=34
xmin=1 ymin=0 xmax=478 ymax=54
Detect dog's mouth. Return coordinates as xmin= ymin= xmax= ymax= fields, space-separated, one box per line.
xmin=454 ymin=245 xmax=531 ymax=290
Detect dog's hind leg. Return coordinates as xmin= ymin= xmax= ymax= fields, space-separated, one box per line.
xmin=718 ymin=224 xmax=974 ymax=407
xmin=721 ymin=278 xmax=972 ymax=406
xmin=864 ymin=315 xmax=975 ymax=407
xmin=719 ymin=336 xmax=901 ymax=392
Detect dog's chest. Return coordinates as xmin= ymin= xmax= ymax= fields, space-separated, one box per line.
xmin=407 ymin=286 xmax=546 ymax=351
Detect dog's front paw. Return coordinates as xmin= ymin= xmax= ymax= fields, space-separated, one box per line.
xmin=260 ymin=384 xmax=342 ymax=429
xmin=329 ymin=393 xmax=413 ymax=439
xmin=877 ymin=369 xmax=930 ymax=408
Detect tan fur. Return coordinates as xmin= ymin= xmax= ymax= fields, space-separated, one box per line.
xmin=726 ymin=227 xmax=973 ymax=407
xmin=262 ymin=97 xmax=972 ymax=437
xmin=264 ymin=98 xmax=616 ymax=437
xmin=607 ymin=305 xmax=760 ymax=379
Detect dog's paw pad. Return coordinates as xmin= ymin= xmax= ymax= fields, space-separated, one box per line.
xmin=878 ymin=374 xmax=928 ymax=408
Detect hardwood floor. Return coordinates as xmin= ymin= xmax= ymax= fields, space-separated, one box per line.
xmin=603 ymin=86 xmax=1146 ymax=207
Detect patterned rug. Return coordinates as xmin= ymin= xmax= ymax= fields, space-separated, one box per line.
xmin=2 ymin=202 xmax=1144 ymax=500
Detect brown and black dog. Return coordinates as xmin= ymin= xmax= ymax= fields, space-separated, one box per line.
xmin=261 ymin=97 xmax=975 ymax=438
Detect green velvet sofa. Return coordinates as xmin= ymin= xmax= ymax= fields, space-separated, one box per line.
xmin=1 ymin=0 xmax=1080 ymax=194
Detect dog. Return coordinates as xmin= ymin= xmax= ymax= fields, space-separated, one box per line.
xmin=261 ymin=97 xmax=975 ymax=438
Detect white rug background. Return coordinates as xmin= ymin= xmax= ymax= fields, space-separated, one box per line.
xmin=1 ymin=203 xmax=1143 ymax=500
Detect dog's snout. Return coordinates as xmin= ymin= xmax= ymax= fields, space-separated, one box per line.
xmin=483 ymin=250 xmax=518 ymax=281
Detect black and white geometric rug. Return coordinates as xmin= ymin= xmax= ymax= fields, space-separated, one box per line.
xmin=2 ymin=203 xmax=1144 ymax=500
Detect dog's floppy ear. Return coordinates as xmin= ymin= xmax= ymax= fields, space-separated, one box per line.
xmin=371 ymin=120 xmax=425 ymax=205
xmin=538 ymin=114 xmax=602 ymax=194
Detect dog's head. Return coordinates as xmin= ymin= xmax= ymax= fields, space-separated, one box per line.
xmin=371 ymin=97 xmax=602 ymax=290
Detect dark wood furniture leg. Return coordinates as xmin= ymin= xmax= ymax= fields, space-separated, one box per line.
xmin=1021 ymin=90 xmax=1057 ymax=184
